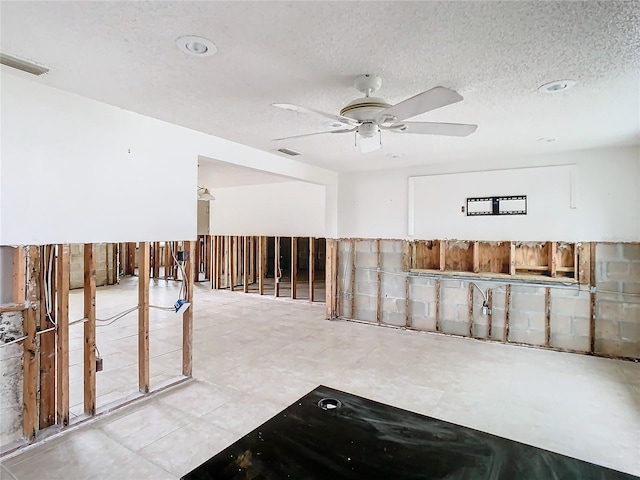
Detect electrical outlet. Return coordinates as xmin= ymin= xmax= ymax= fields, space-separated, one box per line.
xmin=96 ymin=357 xmax=103 ymax=372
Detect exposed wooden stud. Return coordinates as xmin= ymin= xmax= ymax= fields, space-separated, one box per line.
xmin=325 ymin=239 xmax=338 ymax=319
xmin=405 ymin=272 xmax=410 ymax=328
xmin=39 ymin=245 xmax=56 ymax=429
xmin=376 ymin=239 xmax=382 ymax=323
xmin=411 ymin=241 xmax=417 ymax=270
xmin=164 ymin=241 xmax=171 ymax=280
xmin=468 ymin=283 xmax=474 ymax=337
xmin=589 ymin=242 xmax=597 ymax=353
xmin=183 ymin=240 xmax=195 ymax=377
xmin=12 ymin=246 xmax=26 ymax=303
xmin=194 ymin=236 xmax=201 ymax=283
xmin=244 ymin=236 xmax=250 ymax=293
xmin=275 ymin=236 xmax=280 ymax=297
xmin=249 ymin=237 xmax=255 ymax=284
xmin=23 ymin=246 xmax=39 ymax=440
xmin=549 ymin=241 xmax=557 ymax=277
xmin=350 ymin=240 xmax=356 ymax=318
xmin=509 ymin=242 xmax=516 ymax=276
xmin=578 ymin=242 xmax=591 ymax=285
xmin=258 ymin=236 xmax=265 ymax=295
xmin=487 ymin=289 xmax=493 ymax=339
xmin=228 ymin=236 xmax=234 ymax=291
xmin=153 ymin=242 xmax=160 ymax=279
xmin=439 ymin=240 xmax=446 ymax=271
xmin=83 ymin=243 xmax=97 ymax=416
xmin=309 ymin=237 xmax=315 ymax=302
xmin=138 ymin=242 xmax=150 ymax=394
xmin=127 ymin=242 xmax=136 ymax=276
xmin=435 ymin=278 xmax=441 ymax=331
xmin=544 ymin=287 xmax=551 ymax=347
xmin=211 ymin=236 xmax=217 ymax=289
xmin=504 ymin=284 xmax=512 ymax=342
xmin=56 ymin=244 xmax=70 ymax=427
xmin=291 ymin=237 xmax=297 ymax=299
xmin=472 ymin=241 xmax=480 ymax=273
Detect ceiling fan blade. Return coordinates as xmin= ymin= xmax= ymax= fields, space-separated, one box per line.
xmin=271 ymin=103 xmax=357 ymax=126
xmin=377 ymin=87 xmax=463 ymax=123
xmin=390 ymin=122 xmax=477 ymax=137
xmin=272 ymin=128 xmax=354 ymax=141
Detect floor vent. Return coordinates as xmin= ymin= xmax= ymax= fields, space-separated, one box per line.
xmin=277 ymin=148 xmax=301 ymax=156
xmin=1 ymin=53 xmax=49 ymax=76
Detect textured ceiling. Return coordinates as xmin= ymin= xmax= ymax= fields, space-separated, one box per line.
xmin=198 ymin=156 xmax=295 ymax=188
xmin=1 ymin=1 xmax=639 ymax=172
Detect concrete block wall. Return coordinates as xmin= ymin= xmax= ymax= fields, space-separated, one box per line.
xmin=0 ymin=311 xmax=24 ymax=445
xmin=69 ymin=243 xmax=116 ymax=289
xmin=595 ymin=243 xmax=640 ymax=358
xmin=337 ymin=239 xmax=640 ymax=359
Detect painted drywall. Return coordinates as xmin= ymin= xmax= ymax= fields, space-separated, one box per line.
xmin=0 ymin=73 xmax=338 ymax=244
xmin=209 ymin=182 xmax=326 ymax=237
xmin=338 ymin=146 xmax=640 ymax=242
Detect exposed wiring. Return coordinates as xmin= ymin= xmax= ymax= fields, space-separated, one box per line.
xmin=150 ymin=305 xmax=175 ymax=311
xmin=96 ymin=306 xmax=140 ymax=327
xmin=170 ymin=245 xmax=188 ymax=299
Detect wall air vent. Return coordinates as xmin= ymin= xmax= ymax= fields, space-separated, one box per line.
xmin=0 ymin=53 xmax=49 ymax=76
xmin=277 ymin=148 xmax=301 ymax=157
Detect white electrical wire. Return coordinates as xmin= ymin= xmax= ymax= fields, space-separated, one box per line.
xmin=96 ymin=306 xmax=140 ymax=327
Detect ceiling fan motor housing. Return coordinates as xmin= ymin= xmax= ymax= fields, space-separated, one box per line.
xmin=340 ymin=97 xmax=391 ymax=123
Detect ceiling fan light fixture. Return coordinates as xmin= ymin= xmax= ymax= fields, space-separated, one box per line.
xmin=197 ymin=186 xmax=215 ymax=201
xmin=357 ymin=130 xmax=381 ymax=153
xmin=538 ymin=80 xmax=575 ymax=94
xmin=176 ymin=36 xmax=217 ymax=57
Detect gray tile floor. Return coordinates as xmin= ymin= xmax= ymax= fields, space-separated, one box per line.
xmin=1 ymin=278 xmax=639 ymax=479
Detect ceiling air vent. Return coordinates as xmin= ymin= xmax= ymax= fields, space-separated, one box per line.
xmin=0 ymin=53 xmax=49 ymax=76
xmin=277 ymin=148 xmax=301 ymax=157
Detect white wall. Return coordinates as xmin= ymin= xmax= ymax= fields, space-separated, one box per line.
xmin=338 ymin=146 xmax=640 ymax=242
xmin=209 ymin=182 xmax=326 ymax=237
xmin=0 ymin=73 xmax=338 ymax=245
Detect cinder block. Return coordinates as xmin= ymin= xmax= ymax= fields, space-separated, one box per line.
xmin=511 ymin=285 xmax=545 ymax=296
xmin=597 ymin=301 xmax=623 ymax=321
xmin=550 ymin=314 xmax=572 ymax=334
xmin=380 ymin=240 xmax=402 ymax=254
xmin=572 ymin=317 xmax=591 ymax=337
xmin=354 ymin=308 xmax=377 ymax=323
xmin=607 ymin=262 xmax=631 ymax=281
xmin=491 ymin=308 xmax=505 ymax=328
xmin=410 ymin=283 xmax=436 ymax=302
xmin=527 ymin=312 xmax=546 ymax=331
xmin=0 ymin=405 xmax=23 ymax=445
xmin=382 ymin=297 xmax=405 ymax=314
xmin=440 ymin=320 xmax=469 ymax=336
xmin=442 ymin=304 xmax=458 ymax=321
xmin=356 ymin=240 xmax=374 ymax=253
xmin=354 ymin=294 xmax=376 ymax=311
xmin=622 ymin=244 xmax=640 ymax=261
xmin=355 ymin=252 xmax=378 ymax=269
xmin=511 ymin=293 xmax=545 ymax=313
xmin=411 ymin=316 xmax=436 ymax=332
xmin=339 ymin=298 xmax=352 ymax=318
xmin=489 ymin=326 xmax=505 ymax=341
xmin=596 ymin=244 xmax=621 ymax=261
xmin=631 ymin=262 xmax=640 ymax=279
xmin=594 ymin=339 xmax=639 ymax=358
xmin=382 ymin=312 xmax=406 ymax=327
xmin=381 ymin=276 xmax=406 ymax=298
xmin=441 ymin=285 xmax=470 ymax=305
xmin=623 ymin=282 xmax=640 ymax=295
xmin=472 ymin=324 xmax=488 ymax=338
xmin=595 ymin=319 xmax=620 ymax=340
xmin=509 ymin=329 xmax=545 ymax=346
xmin=624 ymin=303 xmax=640 ymax=322
xmin=492 ymin=293 xmax=505 ymax=310
xmin=552 ymin=297 xmax=589 ymax=317
xmin=381 ymin=253 xmax=403 ymax=270
xmin=621 ymin=322 xmax=639 ymax=342
xmin=596 ymin=280 xmax=620 ymax=292
xmin=508 ymin=311 xmax=529 ymax=330
xmin=551 ymin=334 xmax=589 ymax=352
xmin=409 ymin=301 xmax=426 ymax=317
xmin=355 ymin=269 xmax=376 ymax=284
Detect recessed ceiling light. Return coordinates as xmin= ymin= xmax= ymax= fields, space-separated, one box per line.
xmin=538 ymin=80 xmax=575 ymax=94
xmin=537 ymin=137 xmax=557 ymax=143
xmin=176 ymin=36 xmax=217 ymax=56
xmin=386 ymin=153 xmax=403 ymax=159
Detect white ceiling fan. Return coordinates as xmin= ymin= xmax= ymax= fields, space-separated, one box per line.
xmin=272 ymin=74 xmax=477 ymax=153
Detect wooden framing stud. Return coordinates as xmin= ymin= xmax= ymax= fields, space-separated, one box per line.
xmin=487 ymin=289 xmax=493 ymax=339
xmin=589 ymin=242 xmax=597 ymax=353
xmin=258 ymin=236 xmax=265 ymax=295
xmin=12 ymin=246 xmax=26 ymax=303
xmin=549 ymin=241 xmax=558 ymax=277
xmin=275 ymin=236 xmax=280 ymax=297
xmin=544 ymin=287 xmax=551 ymax=347
xmin=468 ymin=283 xmax=474 ymax=337
xmin=439 ymin=240 xmax=446 ymax=271
xmin=153 ymin=242 xmax=160 ymax=279
xmin=472 ymin=241 xmax=480 ymax=273
xmin=350 ymin=239 xmax=356 ymax=319
xmin=504 ymin=284 xmax=512 ymax=342
xmin=56 ymin=244 xmax=70 ymax=427
xmin=308 ymin=237 xmax=315 ymax=302
xmin=23 ymin=246 xmax=39 ymax=440
xmin=228 ymin=236 xmax=234 ymax=291
xmin=509 ymin=242 xmax=516 ymax=276
xmin=325 ymin=239 xmax=339 ymax=319
xmin=164 ymin=241 xmax=171 ymax=280
xmin=405 ymin=272 xmax=410 ymax=328
xmin=244 ymin=236 xmax=250 ymax=293
xmin=291 ymin=237 xmax=297 ymax=299
xmin=376 ymin=239 xmax=382 ymax=323
xmin=435 ymin=278 xmax=441 ymax=332
xmin=578 ymin=242 xmax=591 ymax=285
xmin=39 ymin=245 xmax=56 ymax=429
xmin=138 ymin=242 xmax=150 ymax=393
xmin=83 ymin=244 xmax=97 ymax=416
xmin=183 ymin=240 xmax=195 ymax=377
